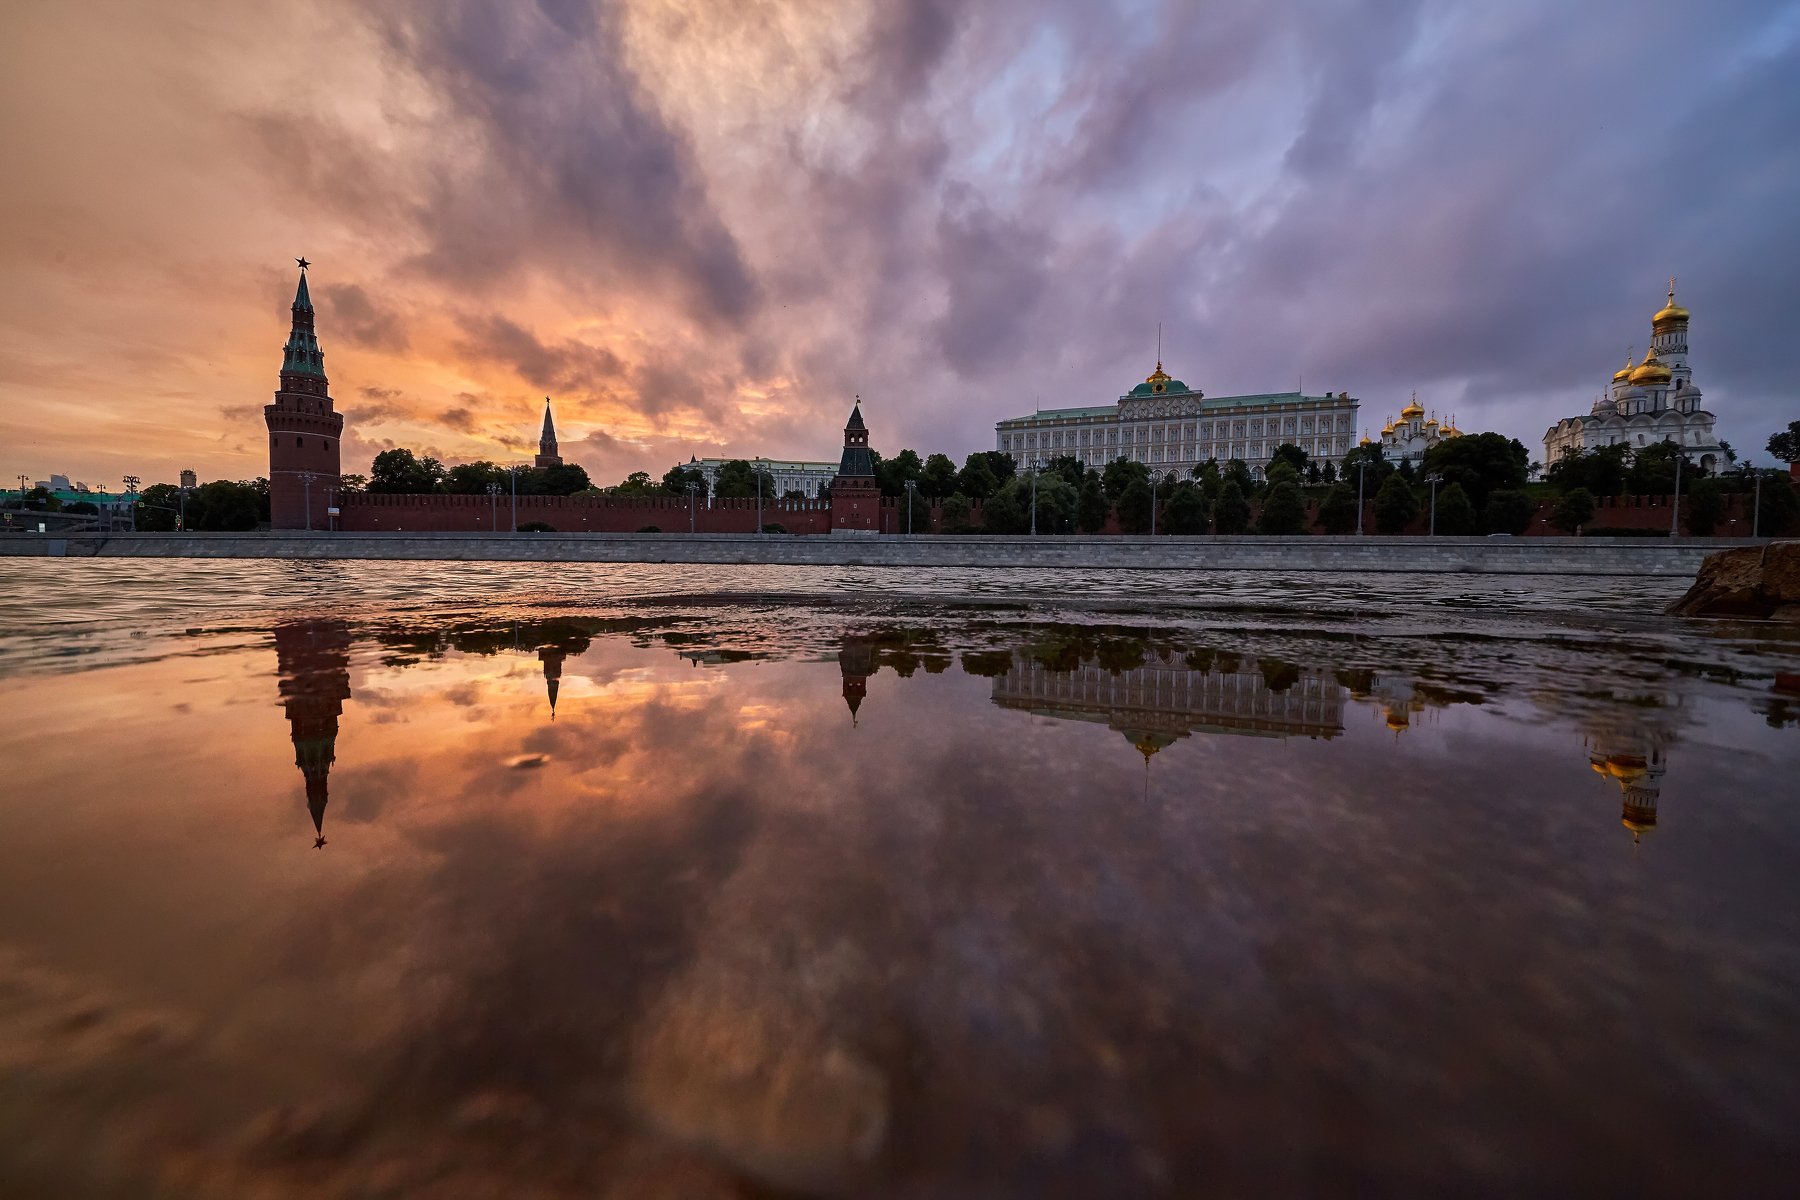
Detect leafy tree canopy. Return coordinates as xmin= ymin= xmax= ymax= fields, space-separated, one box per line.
xmin=1767 ymin=421 xmax=1800 ymax=464
xmin=1421 ymin=432 xmax=1528 ymax=509
xmin=369 ymin=448 xmax=446 ymax=494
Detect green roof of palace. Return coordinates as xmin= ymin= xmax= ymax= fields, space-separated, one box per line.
xmin=998 ymin=392 xmax=1342 ymax=425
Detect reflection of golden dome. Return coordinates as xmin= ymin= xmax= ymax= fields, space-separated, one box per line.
xmin=1401 ymin=392 xmax=1424 ymax=420
xmin=1629 ymin=351 xmax=1672 ymax=385
xmin=1590 ymin=754 xmax=1647 ymax=783
xmin=1384 ymin=707 xmax=1409 ymax=732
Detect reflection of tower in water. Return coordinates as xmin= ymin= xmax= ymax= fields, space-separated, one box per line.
xmin=539 ymin=645 xmax=565 ymax=718
xmin=1588 ymin=736 xmax=1667 ymax=843
xmin=839 ymin=636 xmax=877 ymax=726
xmin=274 ymin=620 xmax=352 ymax=848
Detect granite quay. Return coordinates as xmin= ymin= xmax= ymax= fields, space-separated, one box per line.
xmin=0 ymin=532 xmax=1774 ymax=576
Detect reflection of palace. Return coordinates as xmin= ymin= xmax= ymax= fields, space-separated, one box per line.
xmin=992 ymin=649 xmax=1345 ymax=757
xmin=274 ymin=619 xmax=352 ymax=848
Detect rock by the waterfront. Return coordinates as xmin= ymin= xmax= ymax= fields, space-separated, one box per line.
xmin=1668 ymin=542 xmax=1800 ymax=620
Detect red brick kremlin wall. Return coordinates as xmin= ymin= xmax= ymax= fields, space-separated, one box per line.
xmin=338 ymin=492 xmax=851 ymax=534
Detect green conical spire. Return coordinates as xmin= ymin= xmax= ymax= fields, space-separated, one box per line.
xmin=281 ymin=259 xmax=326 ymax=380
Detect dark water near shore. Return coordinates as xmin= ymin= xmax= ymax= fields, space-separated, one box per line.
xmin=2 ymin=561 xmax=1798 ymax=1198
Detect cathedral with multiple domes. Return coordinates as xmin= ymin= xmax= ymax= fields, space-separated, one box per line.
xmin=1374 ymin=393 xmax=1463 ymax=466
xmin=1543 ymin=282 xmax=1722 ymax=472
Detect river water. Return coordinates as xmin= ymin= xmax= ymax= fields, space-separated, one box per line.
xmin=1 ymin=560 xmax=1797 ymax=1198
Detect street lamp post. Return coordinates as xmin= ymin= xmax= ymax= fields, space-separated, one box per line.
xmin=1355 ymin=461 xmax=1367 ymax=536
xmin=179 ymin=485 xmax=194 ymax=532
xmin=1670 ymin=452 xmax=1685 ymax=537
xmin=486 ymin=481 xmax=501 ymax=530
xmin=1754 ymin=472 xmax=1764 ymax=538
xmin=687 ymin=481 xmax=698 ymax=533
xmin=1150 ymin=473 xmax=1159 ymax=537
xmin=904 ymin=479 xmax=916 ymax=534
xmin=121 ymin=476 xmax=139 ymax=532
xmin=1029 ymin=461 xmax=1040 ymax=536
xmin=509 ymin=466 xmax=518 ymax=533
xmin=756 ymin=465 xmax=763 ymax=534
xmin=1426 ymin=472 xmax=1442 ymax=536
xmin=299 ymin=471 xmax=315 ymax=531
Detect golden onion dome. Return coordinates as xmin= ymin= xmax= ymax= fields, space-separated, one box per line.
xmin=1612 ymin=353 xmax=1634 ymax=382
xmin=1653 ymin=281 xmax=1689 ymax=326
xmin=1629 ymin=351 xmax=1672 ymax=386
xmin=1360 ymin=433 xmax=1374 ymax=446
xmin=1400 ymin=392 xmax=1424 ymax=420
xmin=1424 ymin=415 xmax=1439 ymax=429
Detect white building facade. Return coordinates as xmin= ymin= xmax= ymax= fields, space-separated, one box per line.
xmin=995 ymin=361 xmax=1359 ymax=479
xmin=1544 ymin=283 xmax=1722 ymax=471
xmin=675 ymin=456 xmax=838 ymax=499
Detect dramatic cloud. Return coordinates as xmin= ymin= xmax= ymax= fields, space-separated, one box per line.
xmin=2 ymin=0 xmax=1796 ymax=489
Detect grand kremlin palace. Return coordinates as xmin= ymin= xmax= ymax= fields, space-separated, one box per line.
xmin=995 ymin=361 xmax=1360 ymax=479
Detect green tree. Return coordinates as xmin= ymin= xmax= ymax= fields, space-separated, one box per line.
xmin=938 ymin=493 xmax=975 ymax=533
xmin=1268 ymin=442 xmax=1309 ymax=477
xmin=1191 ymin=459 xmax=1222 ymax=502
xmin=1766 ymin=421 xmax=1800 ymax=464
xmin=135 ymin=483 xmax=181 ymax=531
xmin=1433 ymin=481 xmax=1478 ymax=535
xmin=337 ymin=473 xmax=367 ymax=494
xmin=1373 ymin=473 xmax=1419 ymax=534
xmin=1214 ymin=480 xmax=1251 ymax=534
xmin=1032 ymin=475 xmax=1078 ymax=534
xmin=712 ymin=459 xmax=777 ymax=499
xmin=1625 ymin=442 xmax=1683 ymax=494
xmin=1317 ymin=482 xmax=1358 ymax=534
xmin=663 ymin=464 xmax=707 ymax=497
xmin=1115 ymin=477 xmax=1153 ymax=533
xmin=899 ymin=484 xmax=931 ymax=533
xmin=1552 ymin=487 xmax=1596 ymax=534
xmin=369 ymin=448 xmax=445 ymax=494
xmin=540 ymin=462 xmax=590 ymax=495
xmin=1257 ymin=480 xmax=1309 ymax=535
xmin=1683 ymin=478 xmax=1725 ymax=536
xmin=955 ymin=453 xmax=1001 ymax=501
xmin=1546 ymin=445 xmax=1628 ymax=495
xmin=1264 ymin=460 xmax=1300 ymax=490
xmin=875 ymin=448 xmax=923 ymax=497
xmin=1161 ymin=482 xmax=1208 ymax=534
xmin=186 ymin=479 xmax=263 ymax=530
xmin=1484 ymin=489 xmax=1534 ymax=535
xmin=613 ymin=471 xmax=659 ymax=494
xmin=1320 ymin=461 xmax=1337 ymax=485
xmin=981 ymin=478 xmax=1030 ymax=534
xmin=1077 ymin=476 xmax=1109 ymax=533
xmin=445 ymin=461 xmax=504 ymax=494
xmin=1044 ymin=454 xmax=1086 ymax=489
xmin=1102 ymin=456 xmax=1149 ymax=501
xmin=921 ymin=453 xmax=959 ymax=499
xmin=1756 ymin=474 xmax=1799 ymax=535
xmin=1340 ymin=443 xmax=1394 ymax=492
xmin=1222 ymin=458 xmax=1255 ymax=497
xmin=1422 ymin=432 xmax=1529 ymax=510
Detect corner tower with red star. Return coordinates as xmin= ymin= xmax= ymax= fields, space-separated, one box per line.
xmin=264 ymin=258 xmax=343 ymax=529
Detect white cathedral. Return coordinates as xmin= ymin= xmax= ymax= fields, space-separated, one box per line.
xmin=1544 ymin=282 xmax=1722 ymax=472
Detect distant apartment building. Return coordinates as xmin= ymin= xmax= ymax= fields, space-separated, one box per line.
xmin=995 ymin=359 xmax=1359 ymax=480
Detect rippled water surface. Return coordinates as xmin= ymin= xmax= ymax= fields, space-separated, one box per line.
xmin=1 ymin=559 xmax=1798 ymax=1198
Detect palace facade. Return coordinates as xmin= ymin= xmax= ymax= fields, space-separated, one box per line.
xmin=673 ymin=456 xmax=838 ymax=499
xmin=995 ymin=360 xmax=1359 ymax=479
xmin=1544 ymin=282 xmax=1722 ymax=471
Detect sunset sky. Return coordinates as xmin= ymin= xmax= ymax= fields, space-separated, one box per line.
xmin=3 ymin=0 xmax=1798 ymax=491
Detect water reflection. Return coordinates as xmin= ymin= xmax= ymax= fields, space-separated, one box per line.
xmin=274 ymin=619 xmax=351 ymax=848
xmin=128 ymin=608 xmax=1796 ymax=1195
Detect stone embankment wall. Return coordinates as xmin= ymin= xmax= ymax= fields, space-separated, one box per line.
xmin=332 ymin=489 xmax=1764 ymax=538
xmin=1 ymin=531 xmax=1770 ymax=576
